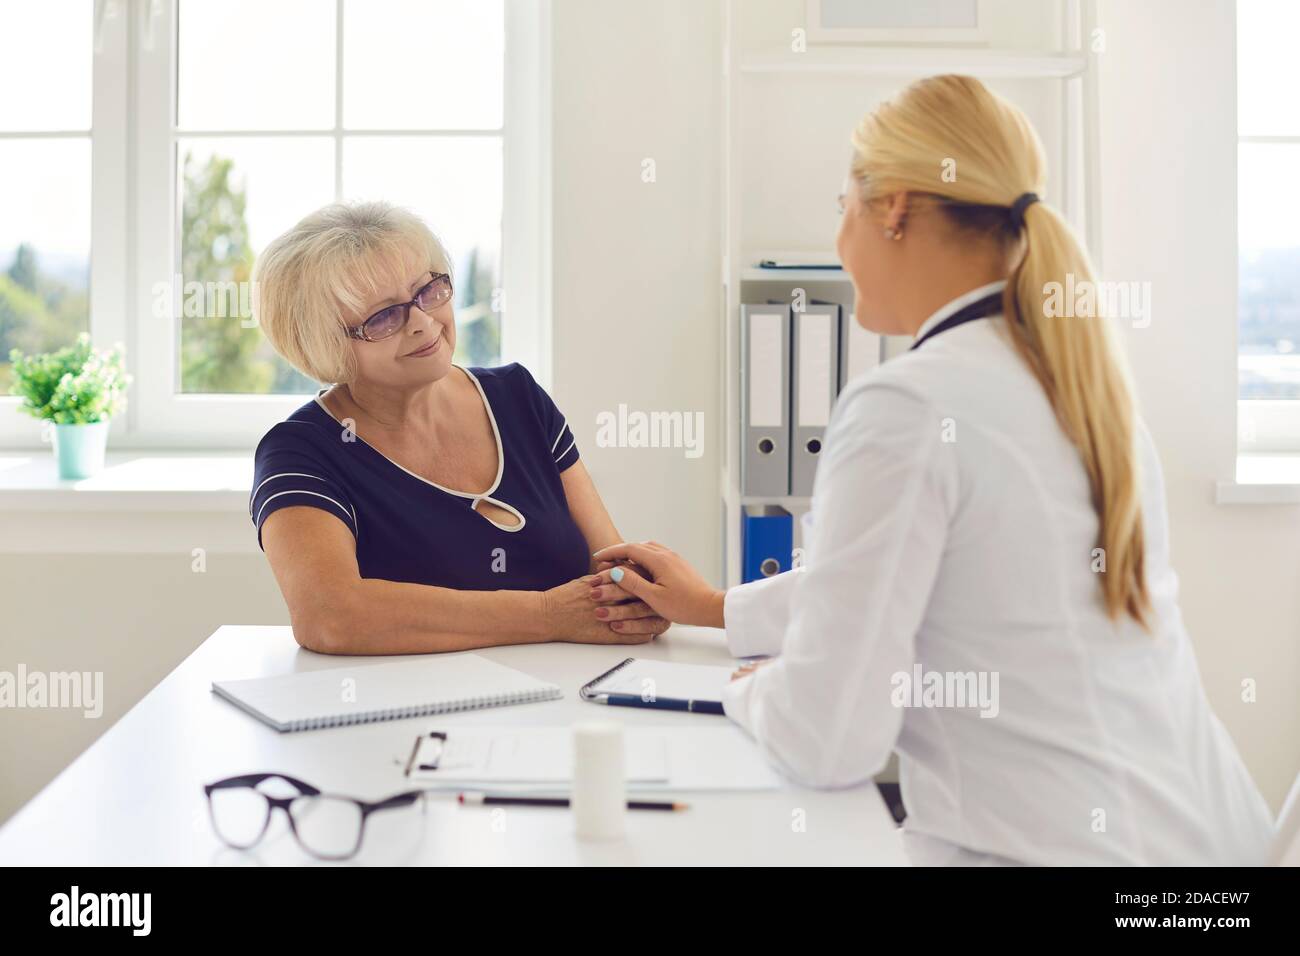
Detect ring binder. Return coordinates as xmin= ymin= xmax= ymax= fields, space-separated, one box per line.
xmin=791 ymin=303 xmax=839 ymax=497
xmin=741 ymin=304 xmax=791 ymax=496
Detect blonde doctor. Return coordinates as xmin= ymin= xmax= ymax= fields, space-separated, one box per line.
xmin=589 ymin=75 xmax=1273 ymax=866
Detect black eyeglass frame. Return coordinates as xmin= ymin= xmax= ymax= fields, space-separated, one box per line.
xmin=345 ymin=271 xmax=454 ymax=342
xmin=203 ymin=771 xmax=427 ymax=861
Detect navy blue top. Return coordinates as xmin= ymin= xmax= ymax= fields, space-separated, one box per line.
xmin=249 ymin=363 xmax=590 ymax=592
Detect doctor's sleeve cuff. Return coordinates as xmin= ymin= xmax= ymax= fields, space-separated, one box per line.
xmin=723 ymin=568 xmax=805 ymax=658
xmin=719 ymin=670 xmax=759 ymax=733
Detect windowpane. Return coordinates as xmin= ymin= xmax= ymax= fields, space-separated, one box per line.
xmin=0 ymin=139 xmax=91 ymax=392
xmin=343 ymin=0 xmax=503 ymax=130
xmin=343 ymin=137 xmax=502 ymax=366
xmin=1238 ymin=143 xmax=1300 ymax=398
xmin=178 ymin=0 xmax=336 ymax=130
xmin=176 ymin=138 xmax=334 ymax=394
xmin=1238 ymin=0 xmax=1300 ymax=137
xmin=0 ymin=0 xmax=91 ymax=131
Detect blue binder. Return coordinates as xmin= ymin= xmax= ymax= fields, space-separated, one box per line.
xmin=741 ymin=505 xmax=792 ymax=583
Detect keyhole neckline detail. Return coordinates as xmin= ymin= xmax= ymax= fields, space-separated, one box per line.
xmin=313 ymin=364 xmax=526 ymax=533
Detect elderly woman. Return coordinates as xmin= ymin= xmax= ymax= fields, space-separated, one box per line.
xmin=249 ymin=201 xmax=663 ymax=654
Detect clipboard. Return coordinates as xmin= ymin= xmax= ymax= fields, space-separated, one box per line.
xmin=398 ymin=725 xmax=785 ymax=792
xmin=400 ymin=727 xmax=670 ymax=785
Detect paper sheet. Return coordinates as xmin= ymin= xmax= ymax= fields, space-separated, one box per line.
xmin=403 ymin=725 xmax=784 ymax=792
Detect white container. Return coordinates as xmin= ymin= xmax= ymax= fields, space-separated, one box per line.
xmin=572 ymin=722 xmax=625 ymax=841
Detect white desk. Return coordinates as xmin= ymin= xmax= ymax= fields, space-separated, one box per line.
xmin=0 ymin=625 xmax=905 ymax=866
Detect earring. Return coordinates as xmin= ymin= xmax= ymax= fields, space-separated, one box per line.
xmin=884 ymin=227 xmax=903 ymax=241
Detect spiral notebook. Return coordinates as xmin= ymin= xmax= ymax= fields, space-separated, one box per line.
xmin=212 ymin=655 xmax=561 ymax=733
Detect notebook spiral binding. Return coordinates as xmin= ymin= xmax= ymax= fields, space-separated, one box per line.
xmin=577 ymin=657 xmax=637 ymax=701
xmin=288 ymin=687 xmax=561 ymax=732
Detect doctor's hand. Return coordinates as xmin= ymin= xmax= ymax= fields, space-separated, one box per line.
xmin=589 ymin=542 xmax=726 ymax=629
xmin=731 ymin=659 xmax=773 ymax=681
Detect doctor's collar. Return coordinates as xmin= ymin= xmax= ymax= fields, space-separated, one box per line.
xmin=912 ymin=279 xmax=1008 ymax=344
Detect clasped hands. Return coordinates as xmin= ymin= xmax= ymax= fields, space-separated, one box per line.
xmin=540 ymin=541 xmax=772 ymax=681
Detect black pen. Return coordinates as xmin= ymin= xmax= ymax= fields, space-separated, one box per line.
xmin=595 ymin=692 xmax=725 ymax=715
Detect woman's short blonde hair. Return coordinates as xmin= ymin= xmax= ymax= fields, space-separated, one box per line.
xmin=252 ymin=201 xmax=451 ymax=384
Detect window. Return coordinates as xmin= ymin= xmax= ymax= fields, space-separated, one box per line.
xmin=1237 ymin=0 xmax=1300 ymax=449
xmin=174 ymin=0 xmax=502 ymax=394
xmin=0 ymin=1 xmax=93 ymax=396
xmin=0 ymin=0 xmax=548 ymax=448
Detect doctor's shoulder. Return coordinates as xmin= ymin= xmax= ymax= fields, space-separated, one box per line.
xmin=835 ymin=344 xmax=954 ymax=413
xmin=829 ymin=360 xmax=946 ymax=446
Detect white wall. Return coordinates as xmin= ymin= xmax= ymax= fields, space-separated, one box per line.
xmin=0 ymin=547 xmax=288 ymax=823
xmin=1098 ymin=0 xmax=1300 ymax=810
xmin=549 ymin=0 xmax=724 ymax=575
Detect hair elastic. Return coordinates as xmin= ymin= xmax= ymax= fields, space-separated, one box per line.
xmin=1009 ymin=192 xmax=1040 ymax=230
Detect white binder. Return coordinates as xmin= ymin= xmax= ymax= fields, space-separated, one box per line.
xmin=740 ymin=304 xmax=790 ymax=496
xmin=838 ymin=309 xmax=882 ymax=392
xmin=790 ymin=303 xmax=839 ymax=497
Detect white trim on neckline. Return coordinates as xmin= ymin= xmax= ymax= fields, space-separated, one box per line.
xmin=313 ymin=365 xmax=526 ymax=533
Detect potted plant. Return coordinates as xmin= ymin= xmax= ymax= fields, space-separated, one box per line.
xmin=9 ymin=334 xmax=132 ymax=479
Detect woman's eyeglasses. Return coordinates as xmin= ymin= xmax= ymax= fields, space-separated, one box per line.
xmin=203 ymin=772 xmax=428 ymax=861
xmin=346 ymin=271 xmax=453 ymax=342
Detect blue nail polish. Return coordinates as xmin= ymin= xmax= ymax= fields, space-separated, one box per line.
xmin=611 ymin=567 xmax=624 ymax=583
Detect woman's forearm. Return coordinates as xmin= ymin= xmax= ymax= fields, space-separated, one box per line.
xmin=298 ymin=577 xmax=552 ymax=655
xmin=558 ymin=461 xmax=623 ymax=571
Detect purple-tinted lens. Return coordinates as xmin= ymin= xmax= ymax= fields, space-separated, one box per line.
xmin=363 ymin=304 xmax=407 ymax=340
xmin=415 ymin=274 xmax=452 ymax=312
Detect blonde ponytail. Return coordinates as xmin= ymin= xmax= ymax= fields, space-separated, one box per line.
xmin=851 ymin=75 xmax=1151 ymax=629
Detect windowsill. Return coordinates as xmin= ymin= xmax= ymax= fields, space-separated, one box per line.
xmin=0 ymin=451 xmax=252 ymax=512
xmin=1216 ymin=454 xmax=1300 ymax=504
xmin=3 ymin=450 xmax=1296 ymax=511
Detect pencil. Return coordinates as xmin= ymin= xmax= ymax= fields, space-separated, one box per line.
xmin=457 ymin=792 xmax=688 ymax=811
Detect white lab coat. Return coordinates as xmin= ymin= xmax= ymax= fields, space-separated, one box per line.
xmin=720 ymin=281 xmax=1275 ymax=866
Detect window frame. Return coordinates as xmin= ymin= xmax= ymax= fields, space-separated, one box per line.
xmin=1236 ymin=3 xmax=1300 ymax=453
xmin=1238 ymin=396 xmax=1300 ymax=453
xmin=0 ymin=0 xmax=125 ymax=449
xmin=0 ymin=0 xmax=551 ymax=450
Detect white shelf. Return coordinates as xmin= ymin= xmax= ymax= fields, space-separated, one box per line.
xmin=740 ymin=49 xmax=1087 ymax=79
xmin=739 ymin=495 xmax=812 ymax=509
xmin=741 ymin=267 xmax=849 ymax=282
